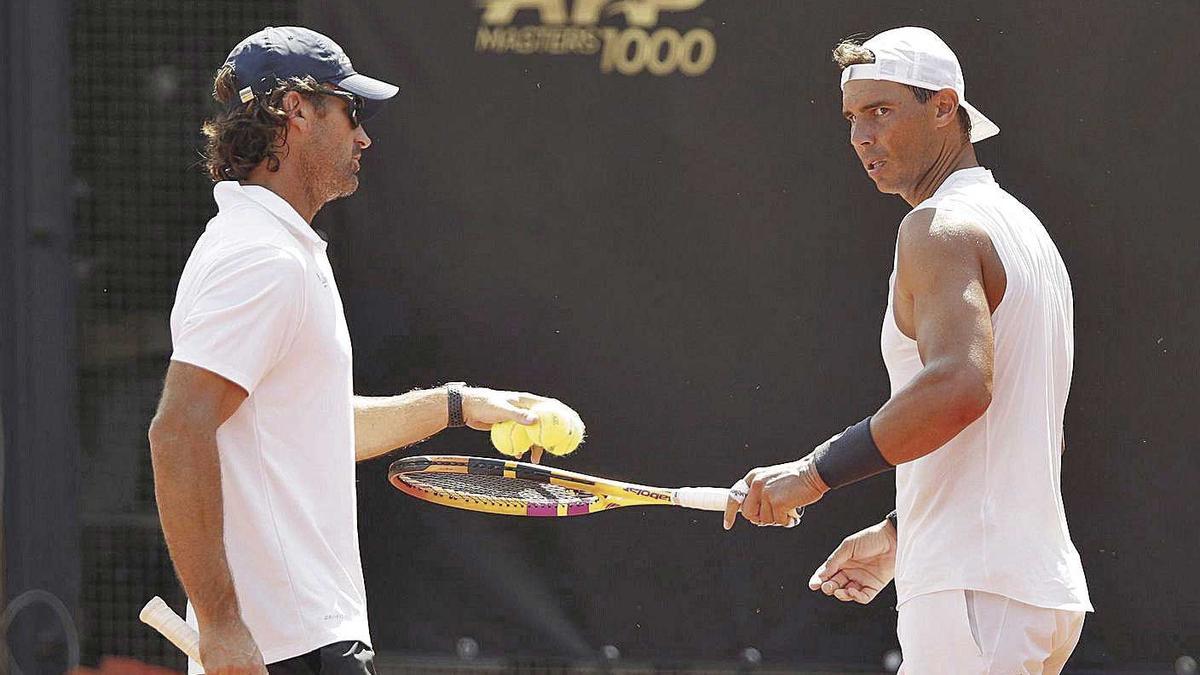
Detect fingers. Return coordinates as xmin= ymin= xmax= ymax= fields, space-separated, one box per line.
xmin=808 ymin=538 xmax=855 ymax=589
xmin=759 ymin=496 xmax=776 ymax=527
xmin=723 ymin=494 xmax=740 ymax=530
xmin=465 ymin=389 xmax=541 ymax=426
xmin=724 ymin=475 xmax=751 ymax=530
xmin=500 ymin=403 xmax=538 ymax=425
xmin=775 ymin=505 xmax=798 ymax=527
xmin=812 ymin=567 xmax=882 ymax=604
xmin=819 ymin=571 xmax=850 ymax=596
xmin=514 ymin=393 xmax=553 ymax=409
xmin=847 ymin=584 xmax=876 ymax=604
xmin=741 ymin=476 xmax=764 ymax=525
xmin=465 ymin=401 xmax=533 ymax=428
xmin=830 ymin=579 xmax=877 ymax=604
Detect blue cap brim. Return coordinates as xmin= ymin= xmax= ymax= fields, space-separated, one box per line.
xmin=334 ymin=73 xmax=399 ymax=101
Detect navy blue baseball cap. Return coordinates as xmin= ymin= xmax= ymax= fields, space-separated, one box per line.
xmin=223 ymin=26 xmax=398 ymax=116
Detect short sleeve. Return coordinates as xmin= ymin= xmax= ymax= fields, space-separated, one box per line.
xmin=170 ymin=245 xmax=307 ymax=394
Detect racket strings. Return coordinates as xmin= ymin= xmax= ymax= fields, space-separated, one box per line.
xmin=398 ymin=472 xmax=598 ymax=507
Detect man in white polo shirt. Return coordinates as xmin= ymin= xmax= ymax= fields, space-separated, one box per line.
xmin=721 ymin=28 xmax=1091 ymax=672
xmin=149 ymin=27 xmax=556 ymax=674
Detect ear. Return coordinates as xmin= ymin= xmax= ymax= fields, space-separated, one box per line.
xmin=280 ymin=91 xmax=309 ymax=130
xmin=932 ymin=88 xmax=961 ymax=131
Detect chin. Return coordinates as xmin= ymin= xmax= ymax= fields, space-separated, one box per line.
xmin=871 ymin=178 xmax=901 ymax=196
xmin=336 ymin=175 xmax=360 ymax=198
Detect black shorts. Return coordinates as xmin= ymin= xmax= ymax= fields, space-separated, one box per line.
xmin=267 ymin=641 xmax=376 ymax=675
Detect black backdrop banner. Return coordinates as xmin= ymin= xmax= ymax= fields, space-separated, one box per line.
xmin=300 ymin=0 xmax=1198 ymax=667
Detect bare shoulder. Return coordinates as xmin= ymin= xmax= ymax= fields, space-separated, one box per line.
xmin=897 ymin=208 xmax=992 ymax=259
xmin=896 ymin=207 xmax=1006 ymax=310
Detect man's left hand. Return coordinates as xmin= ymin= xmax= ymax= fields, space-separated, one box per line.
xmin=723 ymin=456 xmax=829 ymax=530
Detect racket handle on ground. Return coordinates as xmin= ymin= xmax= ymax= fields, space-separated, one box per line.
xmin=674 ymin=487 xmax=732 ymax=511
xmin=140 ymin=596 xmax=202 ymax=662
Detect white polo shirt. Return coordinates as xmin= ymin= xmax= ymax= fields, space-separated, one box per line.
xmin=171 ymin=181 xmax=369 ymax=669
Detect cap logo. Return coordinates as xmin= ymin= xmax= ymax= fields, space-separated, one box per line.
xmin=238 ymin=86 xmax=254 ymax=103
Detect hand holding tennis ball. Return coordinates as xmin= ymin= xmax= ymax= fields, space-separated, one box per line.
xmin=525 ymin=400 xmax=585 ymax=457
xmin=489 ymin=400 xmax=584 ymax=461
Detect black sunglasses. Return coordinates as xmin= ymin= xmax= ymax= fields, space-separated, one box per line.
xmin=323 ymin=89 xmax=364 ymax=128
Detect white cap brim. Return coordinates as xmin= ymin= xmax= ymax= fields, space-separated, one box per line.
xmin=960 ymin=100 xmax=999 ymax=143
xmin=334 ymin=72 xmax=399 ymax=100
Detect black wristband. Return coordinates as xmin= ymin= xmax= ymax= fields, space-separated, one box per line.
xmin=811 ymin=416 xmax=894 ymax=490
xmin=445 ymin=382 xmax=466 ymax=428
xmin=886 ymin=510 xmax=898 ymax=531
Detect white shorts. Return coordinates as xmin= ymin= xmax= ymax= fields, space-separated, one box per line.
xmin=897 ymin=589 xmax=1085 ymax=674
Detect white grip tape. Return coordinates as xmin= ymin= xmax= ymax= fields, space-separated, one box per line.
xmin=728 ymin=479 xmax=803 ymax=528
xmin=674 ymin=486 xmax=732 ymax=511
xmin=140 ymin=596 xmax=202 ymax=661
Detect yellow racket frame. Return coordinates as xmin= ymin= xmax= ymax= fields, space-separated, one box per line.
xmin=388 ymin=455 xmax=677 ymax=517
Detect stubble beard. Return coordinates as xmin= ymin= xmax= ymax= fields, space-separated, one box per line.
xmin=301 ymin=145 xmax=359 ymax=208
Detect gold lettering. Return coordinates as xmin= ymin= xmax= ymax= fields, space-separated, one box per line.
xmin=479 ymin=0 xmax=568 ymax=26
xmin=644 ymin=27 xmax=679 ymax=76
xmin=678 ymin=28 xmax=715 ymax=76
xmin=613 ymin=27 xmax=649 ymax=76
xmin=514 ymin=26 xmax=539 ymax=54
xmin=475 ymin=26 xmax=504 ymax=52
xmin=570 ymin=0 xmax=609 ymax=25
xmin=476 ymin=1 xmax=714 ymax=76
xmin=605 ymin=0 xmax=704 ymax=28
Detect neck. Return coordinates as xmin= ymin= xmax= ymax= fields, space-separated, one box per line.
xmin=902 ymin=140 xmax=979 ymax=207
xmin=243 ymin=163 xmax=325 ymax=224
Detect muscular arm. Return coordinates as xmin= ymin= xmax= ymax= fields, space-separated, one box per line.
xmin=870 ymin=208 xmax=1000 ymax=465
xmin=726 ymin=209 xmax=1004 ymax=526
xmin=148 ymin=361 xmax=247 ymax=625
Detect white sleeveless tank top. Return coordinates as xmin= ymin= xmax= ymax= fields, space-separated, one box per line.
xmin=883 ymin=167 xmax=1091 ymax=611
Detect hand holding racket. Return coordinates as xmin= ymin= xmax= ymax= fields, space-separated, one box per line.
xmin=723 ymin=456 xmax=828 ymax=530
xmin=139 ymin=597 xmax=267 ymax=673
xmin=388 ymin=455 xmax=801 ymax=526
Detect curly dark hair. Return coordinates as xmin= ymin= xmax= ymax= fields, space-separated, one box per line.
xmin=831 ymin=38 xmax=972 ymax=141
xmin=200 ymin=66 xmax=331 ymax=181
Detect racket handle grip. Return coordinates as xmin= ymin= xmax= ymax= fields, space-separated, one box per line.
xmin=674 ymin=487 xmax=733 ymax=512
xmin=140 ymin=596 xmax=202 ymax=662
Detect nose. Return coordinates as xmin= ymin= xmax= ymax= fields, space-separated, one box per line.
xmin=850 ymin=120 xmax=873 ymax=148
xmin=355 ymin=125 xmax=371 ymax=150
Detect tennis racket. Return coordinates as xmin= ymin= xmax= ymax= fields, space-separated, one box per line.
xmin=139 ymin=596 xmax=200 ymax=661
xmin=388 ymin=455 xmax=801 ymax=525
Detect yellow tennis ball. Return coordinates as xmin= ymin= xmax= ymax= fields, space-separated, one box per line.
xmin=527 ymin=401 xmax=585 ymax=456
xmin=490 ymin=420 xmax=532 ymax=458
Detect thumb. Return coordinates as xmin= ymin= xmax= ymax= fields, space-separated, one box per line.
xmin=809 ymin=539 xmax=855 ymax=589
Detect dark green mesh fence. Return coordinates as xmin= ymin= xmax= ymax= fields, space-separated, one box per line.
xmin=72 ymin=1 xmax=297 ymax=666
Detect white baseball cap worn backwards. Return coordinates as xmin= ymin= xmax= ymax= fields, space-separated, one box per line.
xmin=840 ymin=27 xmax=999 ymax=143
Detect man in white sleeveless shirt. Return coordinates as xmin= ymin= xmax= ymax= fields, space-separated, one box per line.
xmin=722 ymin=27 xmax=1091 ymax=672
xmin=150 ymin=27 xmax=561 ymax=674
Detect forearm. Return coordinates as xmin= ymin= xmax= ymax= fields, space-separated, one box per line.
xmin=353 ymin=388 xmax=448 ymax=461
xmin=148 ymin=427 xmax=242 ymax=626
xmin=810 ymin=361 xmax=988 ymax=491
xmin=870 ymin=360 xmax=990 ymax=465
